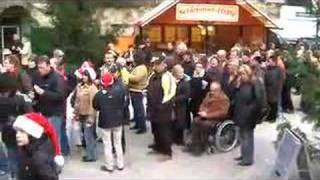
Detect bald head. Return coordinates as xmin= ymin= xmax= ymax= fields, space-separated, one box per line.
xmin=210 ymin=81 xmax=221 ymax=92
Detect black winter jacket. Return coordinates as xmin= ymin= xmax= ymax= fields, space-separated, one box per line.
xmin=32 ymin=69 xmax=65 ymax=116
xmin=189 ymin=76 xmax=208 ymax=115
xmin=18 ymin=136 xmax=58 ymax=180
xmin=265 ymin=66 xmax=284 ymax=103
xmin=147 ymin=72 xmax=174 ymax=123
xmin=233 ymin=82 xmax=260 ymax=130
xmin=173 ymin=78 xmax=191 ymax=128
xmin=93 ymin=81 xmax=127 ymax=129
xmin=0 ymin=93 xmax=33 ymax=147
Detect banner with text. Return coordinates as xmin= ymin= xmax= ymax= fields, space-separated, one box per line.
xmin=176 ymin=3 xmax=239 ymax=22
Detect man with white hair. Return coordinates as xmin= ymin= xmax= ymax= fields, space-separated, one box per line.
xmin=50 ymin=49 xmax=64 ymax=70
xmin=217 ymin=49 xmax=227 ymax=65
xmin=19 ymin=37 xmax=32 ymax=68
xmin=10 ymin=34 xmax=23 ymax=57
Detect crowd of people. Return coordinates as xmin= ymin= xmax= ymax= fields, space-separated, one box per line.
xmin=0 ymin=35 xmax=298 ymax=179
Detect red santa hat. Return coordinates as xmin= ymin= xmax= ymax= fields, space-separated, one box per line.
xmin=13 ymin=113 xmax=64 ymax=167
xmin=101 ymin=72 xmax=114 ymax=88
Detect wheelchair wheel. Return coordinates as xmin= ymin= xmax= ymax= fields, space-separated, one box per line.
xmin=214 ymin=120 xmax=239 ymax=152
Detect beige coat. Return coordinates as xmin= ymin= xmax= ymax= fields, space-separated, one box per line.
xmin=74 ymin=83 xmax=98 ymax=123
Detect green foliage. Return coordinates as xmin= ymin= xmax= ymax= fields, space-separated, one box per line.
xmin=49 ymin=0 xmax=118 ymax=65
xmin=285 ymin=49 xmax=320 ymax=127
xmin=31 ymin=28 xmax=55 ymax=55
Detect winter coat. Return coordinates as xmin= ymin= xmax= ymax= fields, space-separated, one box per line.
xmin=10 ymin=70 xmax=33 ymax=96
xmin=18 ymin=136 xmax=58 ymax=180
xmin=233 ymin=82 xmax=260 ymax=130
xmin=74 ymin=83 xmax=98 ymax=123
xmin=173 ymin=78 xmax=191 ymax=128
xmin=0 ymin=93 xmax=33 ymax=146
xmin=128 ymin=64 xmax=149 ymax=92
xmin=93 ymin=80 xmax=128 ymax=129
xmin=114 ymin=79 xmax=130 ymax=125
xmin=199 ymin=90 xmax=230 ymax=120
xmin=189 ymin=76 xmax=208 ymax=115
xmin=265 ymin=66 xmax=284 ymax=103
xmin=32 ymin=69 xmax=65 ymax=117
xmin=221 ymin=71 xmax=238 ymax=101
xmin=147 ymin=72 xmax=176 ymax=124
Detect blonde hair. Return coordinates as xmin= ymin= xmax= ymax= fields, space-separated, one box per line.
xmin=238 ymin=64 xmax=253 ymax=82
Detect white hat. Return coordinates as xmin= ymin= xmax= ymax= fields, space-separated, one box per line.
xmin=2 ymin=49 xmax=12 ymax=56
xmin=74 ymin=67 xmax=97 ymax=80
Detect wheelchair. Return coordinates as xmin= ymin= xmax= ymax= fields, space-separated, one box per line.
xmin=207 ymin=119 xmax=239 ymax=153
xmin=184 ymin=118 xmax=239 ymax=154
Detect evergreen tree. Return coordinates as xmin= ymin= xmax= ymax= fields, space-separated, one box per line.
xmin=47 ymin=0 xmax=118 ymax=65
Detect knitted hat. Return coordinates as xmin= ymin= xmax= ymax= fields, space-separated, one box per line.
xmin=101 ymin=72 xmax=114 ymax=88
xmin=13 ymin=113 xmax=64 ymax=167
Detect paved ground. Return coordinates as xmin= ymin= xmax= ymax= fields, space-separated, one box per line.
xmin=61 ymin=121 xmax=283 ymax=180
xmin=60 ymin=95 xmax=305 ymax=180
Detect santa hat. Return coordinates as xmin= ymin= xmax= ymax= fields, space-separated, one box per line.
xmin=74 ymin=67 xmax=96 ymax=80
xmin=101 ymin=72 xmax=114 ymax=88
xmin=13 ymin=113 xmax=64 ymax=167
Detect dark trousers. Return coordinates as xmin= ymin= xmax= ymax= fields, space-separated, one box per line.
xmin=131 ymin=92 xmax=146 ymax=131
xmin=281 ymin=83 xmax=294 ymax=112
xmin=172 ymin=121 xmax=184 ymax=145
xmin=239 ymin=128 xmax=254 ymax=164
xmin=267 ymin=101 xmax=278 ymax=122
xmin=153 ymin=122 xmax=173 ymax=156
xmin=191 ymin=118 xmax=217 ymax=153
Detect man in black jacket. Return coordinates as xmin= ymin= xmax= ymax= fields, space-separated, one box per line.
xmin=147 ymin=57 xmax=176 ymax=161
xmin=93 ymin=72 xmax=127 ymax=172
xmin=32 ymin=55 xmax=65 ymax=149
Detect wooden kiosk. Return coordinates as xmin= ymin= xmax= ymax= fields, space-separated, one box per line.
xmin=136 ymin=0 xmax=279 ymax=52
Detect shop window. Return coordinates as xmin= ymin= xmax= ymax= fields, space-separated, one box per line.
xmin=191 ymin=26 xmax=202 ymax=42
xmin=176 ymin=26 xmax=188 ymax=42
xmin=164 ymin=26 xmax=176 ymax=43
xmin=144 ymin=25 xmax=162 ymax=43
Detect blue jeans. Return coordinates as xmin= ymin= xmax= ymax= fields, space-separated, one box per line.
xmin=48 ymin=116 xmax=63 ymax=152
xmin=0 ymin=141 xmax=8 ymax=176
xmin=60 ymin=121 xmax=70 ymax=156
xmin=7 ymin=146 xmax=18 ymax=176
xmin=81 ymin=121 xmax=97 ymax=160
xmin=130 ymin=92 xmax=146 ymax=131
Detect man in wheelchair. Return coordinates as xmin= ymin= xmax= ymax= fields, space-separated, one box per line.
xmin=185 ymin=81 xmax=230 ymax=156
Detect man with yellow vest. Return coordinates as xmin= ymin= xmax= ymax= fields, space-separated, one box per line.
xmin=147 ymin=56 xmax=176 ymax=161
